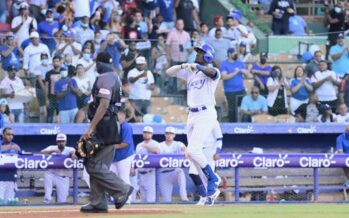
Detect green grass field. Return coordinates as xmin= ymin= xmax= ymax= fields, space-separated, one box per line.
xmin=2 ymin=204 xmax=349 ymax=218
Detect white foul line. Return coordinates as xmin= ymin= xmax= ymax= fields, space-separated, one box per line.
xmin=0 ymin=208 xmax=168 ymax=214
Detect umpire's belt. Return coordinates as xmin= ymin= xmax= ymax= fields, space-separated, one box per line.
xmin=139 ymin=170 xmax=153 ymax=175
xmin=160 ymin=169 xmax=175 ymax=174
xmin=188 ymin=106 xmax=207 ymax=113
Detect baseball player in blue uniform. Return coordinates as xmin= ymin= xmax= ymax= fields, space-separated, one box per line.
xmin=189 ymin=120 xmax=223 ymax=205
xmin=166 ymin=44 xmax=221 ymax=203
xmin=0 ymin=127 xmax=21 ymax=205
xmin=158 ymin=126 xmax=189 ymax=202
xmin=135 ymin=126 xmax=160 ymax=202
xmin=336 ymin=125 xmax=349 ymax=185
xmin=110 ymin=109 xmax=135 ymax=189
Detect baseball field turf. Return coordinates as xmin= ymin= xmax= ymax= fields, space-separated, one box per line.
xmin=1 ymin=204 xmax=349 ymax=218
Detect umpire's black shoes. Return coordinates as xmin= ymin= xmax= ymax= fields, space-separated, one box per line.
xmin=80 ymin=204 xmax=108 ymax=213
xmin=115 ymin=186 xmax=134 ymax=209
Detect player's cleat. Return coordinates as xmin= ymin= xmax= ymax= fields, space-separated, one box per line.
xmin=206 ymin=189 xmax=221 ymax=206
xmin=80 ymin=204 xmax=108 ymax=213
xmin=207 ymin=174 xmax=221 ymax=196
xmin=115 ymin=186 xmax=134 ymax=209
xmin=195 ymin=196 xmax=207 ymax=205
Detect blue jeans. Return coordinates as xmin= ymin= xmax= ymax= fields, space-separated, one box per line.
xmin=11 ymin=109 xmax=24 ymax=123
xmin=59 ymin=108 xmax=78 ymax=123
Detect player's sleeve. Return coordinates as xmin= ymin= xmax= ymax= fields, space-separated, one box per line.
xmin=41 ymin=145 xmax=55 ymax=153
xmin=336 ymin=135 xmax=344 ymax=151
xmin=177 ymin=69 xmax=189 ymax=81
xmin=96 ymin=74 xmax=114 ymax=100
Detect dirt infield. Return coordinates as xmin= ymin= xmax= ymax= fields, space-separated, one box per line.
xmin=0 ymin=206 xmax=182 ymax=218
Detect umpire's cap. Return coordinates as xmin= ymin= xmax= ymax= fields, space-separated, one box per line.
xmin=96 ymin=52 xmax=112 ymax=64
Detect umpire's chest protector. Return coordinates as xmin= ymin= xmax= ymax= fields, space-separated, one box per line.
xmin=88 ymin=72 xmax=122 ymax=146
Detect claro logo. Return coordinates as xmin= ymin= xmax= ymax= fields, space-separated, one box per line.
xmin=216 ymin=154 xmax=244 ymax=168
xmin=132 ymin=154 xmax=150 ymax=168
xmin=40 ymin=126 xmax=61 ymax=135
xmin=253 ymin=154 xmax=290 ymax=168
xmin=296 ymin=125 xmax=316 ymax=134
xmin=234 ymin=125 xmax=254 ymax=134
xmin=159 ymin=157 xmax=191 ymax=168
xmin=299 ymin=154 xmax=336 ymax=167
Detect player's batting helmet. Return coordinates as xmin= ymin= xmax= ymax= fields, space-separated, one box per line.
xmin=194 ymin=44 xmax=215 ymax=64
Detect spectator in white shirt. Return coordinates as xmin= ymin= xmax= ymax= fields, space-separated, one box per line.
xmin=73 ymin=64 xmax=92 ymax=109
xmin=56 ymin=31 xmax=82 ymax=66
xmin=311 ymin=60 xmax=341 ymax=112
xmin=337 ymin=103 xmax=349 ymax=123
xmin=77 ymin=47 xmax=97 ymax=85
xmin=23 ymin=31 xmax=51 ymax=85
xmin=127 ymin=56 xmax=155 ymax=115
xmin=74 ymin=16 xmax=95 ymax=45
xmin=225 ymin=14 xmax=249 ymax=51
xmin=11 ymin=2 xmax=38 ymax=46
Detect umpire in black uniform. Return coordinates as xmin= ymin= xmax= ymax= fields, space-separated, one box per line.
xmin=80 ymin=52 xmax=133 ymax=213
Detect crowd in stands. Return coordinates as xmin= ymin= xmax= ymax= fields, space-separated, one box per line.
xmin=0 ymin=0 xmax=348 ymax=124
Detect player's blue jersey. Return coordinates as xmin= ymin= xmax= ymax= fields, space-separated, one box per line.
xmin=113 ymin=121 xmax=135 ymax=162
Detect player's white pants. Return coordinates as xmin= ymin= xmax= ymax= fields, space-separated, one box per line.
xmin=110 ymin=154 xmax=134 ymax=185
xmin=158 ymin=168 xmax=188 ymax=202
xmin=187 ymin=107 xmax=217 ymax=168
xmin=44 ymin=171 xmax=70 ymax=203
xmin=189 ymin=146 xmax=216 ymax=186
xmin=138 ymin=169 xmax=156 ymax=202
xmin=0 ymin=181 xmax=15 ymax=204
xmin=130 ymin=171 xmax=140 ymax=202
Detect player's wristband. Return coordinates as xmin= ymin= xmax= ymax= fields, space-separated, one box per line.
xmin=216 ymin=147 xmax=221 ymax=154
xmin=196 ymin=64 xmax=204 ymax=71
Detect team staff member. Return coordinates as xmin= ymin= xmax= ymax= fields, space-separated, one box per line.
xmin=41 ymin=133 xmax=76 ymax=204
xmin=158 ymin=126 xmax=189 ymax=203
xmin=110 ymin=109 xmax=135 ymax=189
xmin=80 ymin=52 xmax=133 ymax=213
xmin=166 ymin=44 xmax=221 ymax=204
xmin=135 ymin=126 xmax=160 ymax=203
xmin=336 ymin=125 xmax=349 ymax=186
xmin=0 ymin=127 xmax=21 ymax=205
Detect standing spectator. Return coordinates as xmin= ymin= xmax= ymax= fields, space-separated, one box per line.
xmin=157 ymin=0 xmax=175 ymax=30
xmin=158 ymin=126 xmax=189 ymax=203
xmin=224 ymin=13 xmax=249 ymax=50
xmin=337 ymin=103 xmax=349 ymax=123
xmin=29 ymin=0 xmax=47 ymax=23
xmin=199 ymin=22 xmax=210 ymax=42
xmin=100 ymin=32 xmax=126 ymax=73
xmin=220 ymin=47 xmax=247 ymax=122
xmin=166 ymin=19 xmax=190 ymax=93
xmin=329 ymin=33 xmax=349 ymax=78
xmin=74 ymin=16 xmax=95 ymax=45
xmin=175 ymin=0 xmax=199 ymax=32
xmin=45 ymin=55 xmax=64 ymax=123
xmin=266 ymin=66 xmax=289 ymax=116
xmin=110 ymin=109 xmax=135 ymax=197
xmin=133 ymin=11 xmax=150 ymax=39
xmin=76 ymin=47 xmax=97 ymax=86
xmin=208 ymin=16 xmax=227 ymax=39
xmin=56 ymin=31 xmax=82 ymax=66
xmin=121 ymin=40 xmax=138 ymax=83
xmin=41 ymin=133 xmax=76 ymax=203
xmin=305 ymin=50 xmax=322 ymax=78
xmin=0 ymin=128 xmax=21 ymax=205
xmin=135 ymin=126 xmax=160 ymax=202
xmin=240 ymin=86 xmax=268 ymax=122
xmin=237 ymin=41 xmax=252 ymax=62
xmin=127 ymin=57 xmax=155 ymax=115
xmin=294 ymin=92 xmax=323 ymax=123
xmin=23 ymin=31 xmax=51 ymax=85
xmin=268 ymin=0 xmax=295 ymax=35
xmin=54 ymin=69 xmax=80 ymax=123
xmin=250 ymin=52 xmax=272 ymax=96
xmin=311 ymin=60 xmax=341 ymax=112
xmin=185 ymin=30 xmax=204 ymax=64
xmin=326 ymin=1 xmax=345 ymax=56
xmin=63 ymin=54 xmax=76 ymax=78
xmin=290 ymin=66 xmax=313 ymax=115
xmin=11 ymin=2 xmax=38 ymax=46
xmin=340 ymin=73 xmax=349 ymax=108
xmin=38 ymin=9 xmax=59 ymax=54
xmin=151 ymin=34 xmax=169 ymax=88
xmin=205 ymin=29 xmax=231 ymax=67
xmin=318 ymin=104 xmax=337 ymax=123
xmin=288 ymin=11 xmax=308 ymax=36
xmin=33 ymin=53 xmax=52 ymax=123
xmin=0 ymin=32 xmax=23 ymax=71
xmin=0 ymin=65 xmax=26 ymax=123
xmin=73 ymin=64 xmax=92 ymax=109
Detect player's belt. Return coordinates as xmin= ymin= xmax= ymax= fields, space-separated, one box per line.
xmin=139 ymin=170 xmax=153 ymax=175
xmin=188 ymin=106 xmax=207 ymax=113
xmin=160 ymin=169 xmax=175 ymax=173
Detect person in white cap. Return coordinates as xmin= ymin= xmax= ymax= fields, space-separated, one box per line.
xmin=135 ymin=126 xmax=160 ymax=202
xmin=127 ymin=56 xmax=155 ymax=115
xmin=157 ymin=126 xmax=189 ymax=203
xmin=40 ymin=133 xmax=76 ymax=204
xmin=23 ymin=31 xmax=50 ymax=84
xmin=11 ymin=2 xmax=38 ymax=46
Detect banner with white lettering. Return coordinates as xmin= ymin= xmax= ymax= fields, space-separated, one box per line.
xmin=1 ymin=154 xmax=349 ymax=169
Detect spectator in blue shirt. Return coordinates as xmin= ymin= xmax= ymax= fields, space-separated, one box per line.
xmin=220 ymin=47 xmax=247 ymax=122
xmin=110 ymin=109 xmax=135 ymax=189
xmin=290 ymin=66 xmax=313 ymax=114
xmin=0 ymin=127 xmax=21 ymax=205
xmin=240 ymin=86 xmax=268 ymax=122
xmin=100 ymin=32 xmax=126 ymax=72
xmin=288 ymin=11 xmax=308 ymax=36
xmin=250 ymin=52 xmax=272 ymax=96
xmin=329 ymin=33 xmax=349 ymax=77
xmin=38 ymin=9 xmax=59 ymax=54
xmin=0 ymin=32 xmax=23 ymax=71
xmin=54 ymin=69 xmax=80 ymax=123
xmin=336 ymin=125 xmax=349 ymax=185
